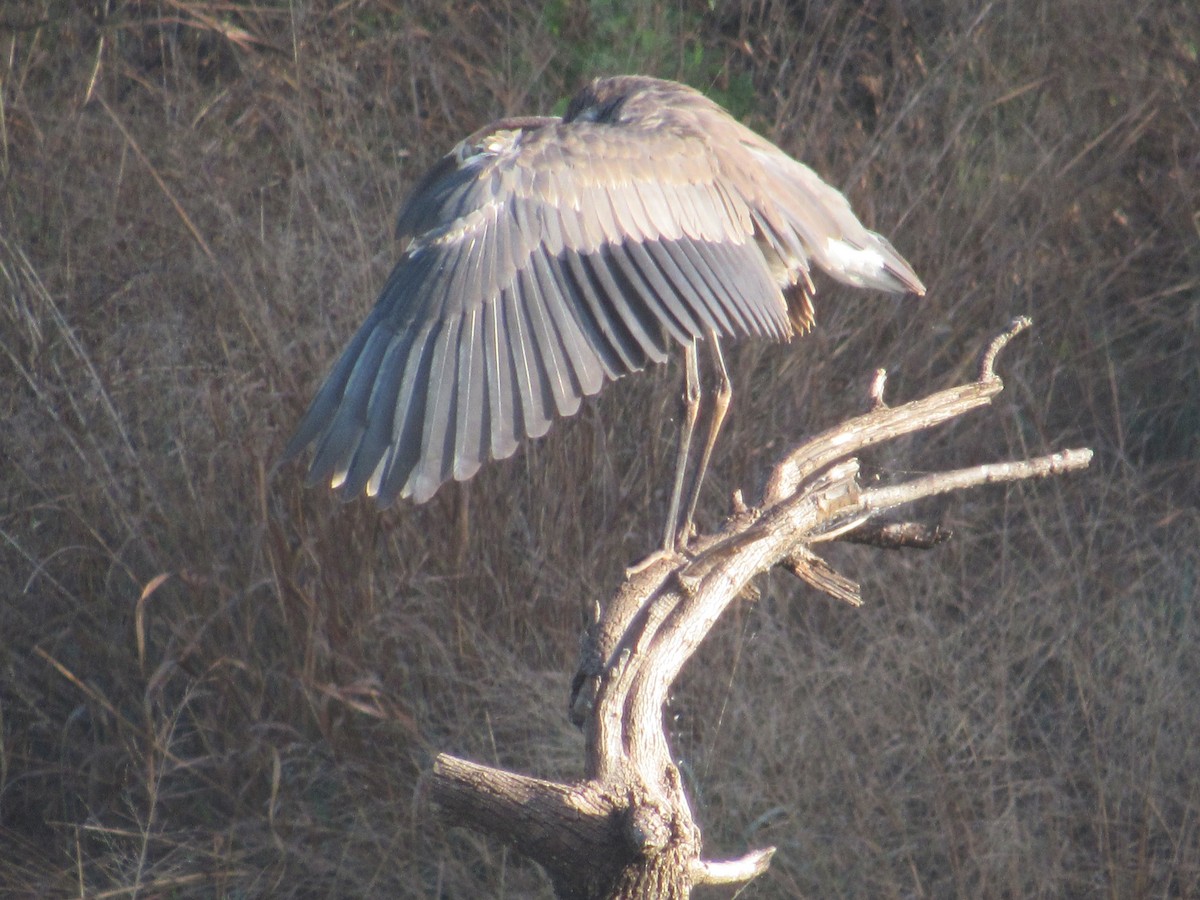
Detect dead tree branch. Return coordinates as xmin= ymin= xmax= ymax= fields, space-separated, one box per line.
xmin=429 ymin=319 xmax=1092 ymax=899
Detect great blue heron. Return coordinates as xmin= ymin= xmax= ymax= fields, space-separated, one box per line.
xmin=284 ymin=75 xmax=924 ymax=549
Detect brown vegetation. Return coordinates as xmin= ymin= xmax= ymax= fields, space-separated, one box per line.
xmin=1 ymin=1 xmax=1197 ymax=896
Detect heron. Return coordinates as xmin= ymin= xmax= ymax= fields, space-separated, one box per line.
xmin=284 ymin=75 xmax=925 ymax=550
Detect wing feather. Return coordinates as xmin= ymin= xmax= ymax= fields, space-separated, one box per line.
xmin=502 ymin=282 xmax=553 ymax=439
xmin=629 ymin=176 xmax=685 ymax=242
xmin=287 ymin=79 xmax=922 ymax=506
xmin=604 ymin=241 xmax=697 ymax=342
xmin=678 ymin=237 xmax=786 ymax=338
xmin=483 ymin=295 xmax=519 ymax=459
xmin=637 ymin=239 xmax=736 ymax=336
xmin=285 ymin=312 xmax=377 ymax=464
xmin=643 ymin=239 xmax=737 ymax=335
xmin=583 ymin=249 xmax=671 ymax=361
xmin=373 ymin=321 xmax=439 ymax=504
xmin=559 ymin=250 xmax=654 ymax=372
xmin=408 ymin=316 xmax=462 ymax=502
xmin=540 ymin=251 xmax=624 ymax=380
xmin=452 ymin=308 xmax=488 ymax=481
xmin=530 ymin=250 xmax=607 ymax=396
xmin=338 ymin=327 xmax=416 ymax=497
xmin=305 ymin=324 xmax=392 ymax=489
xmin=517 ymin=262 xmax=580 ymax=417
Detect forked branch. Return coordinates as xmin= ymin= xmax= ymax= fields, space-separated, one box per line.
xmin=430 ymin=319 xmax=1092 ymax=899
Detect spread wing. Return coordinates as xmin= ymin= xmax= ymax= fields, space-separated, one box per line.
xmin=284 ymin=116 xmax=793 ymax=505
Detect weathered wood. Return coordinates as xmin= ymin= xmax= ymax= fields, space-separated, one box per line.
xmin=428 ymin=320 xmax=1092 ymax=898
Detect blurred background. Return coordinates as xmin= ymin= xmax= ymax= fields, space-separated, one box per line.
xmin=1 ymin=1 xmax=1196 ymax=896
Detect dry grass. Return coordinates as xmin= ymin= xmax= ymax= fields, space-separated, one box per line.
xmin=1 ymin=1 xmax=1197 ymax=896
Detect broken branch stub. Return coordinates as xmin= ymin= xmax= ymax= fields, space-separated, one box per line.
xmin=429 ymin=319 xmax=1092 ymax=899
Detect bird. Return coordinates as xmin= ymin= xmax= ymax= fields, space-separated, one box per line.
xmin=284 ymin=75 xmax=925 ymax=550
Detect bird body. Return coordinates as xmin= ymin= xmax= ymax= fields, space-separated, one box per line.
xmin=285 ymin=76 xmax=924 ymax=531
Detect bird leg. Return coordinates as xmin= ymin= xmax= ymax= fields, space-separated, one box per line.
xmin=663 ymin=339 xmax=702 ymax=551
xmin=680 ymin=333 xmax=731 ymax=546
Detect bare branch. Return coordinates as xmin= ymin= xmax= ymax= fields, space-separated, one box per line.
xmin=763 ymin=380 xmax=1003 ymax=504
xmin=980 ymin=316 xmax=1032 ymax=380
xmin=429 ymin=323 xmax=1091 ymax=899
xmin=689 ymin=848 xmax=777 ymax=885
xmin=850 ymin=449 xmax=1094 ymax=521
xmin=782 ymin=546 xmax=863 ymax=606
